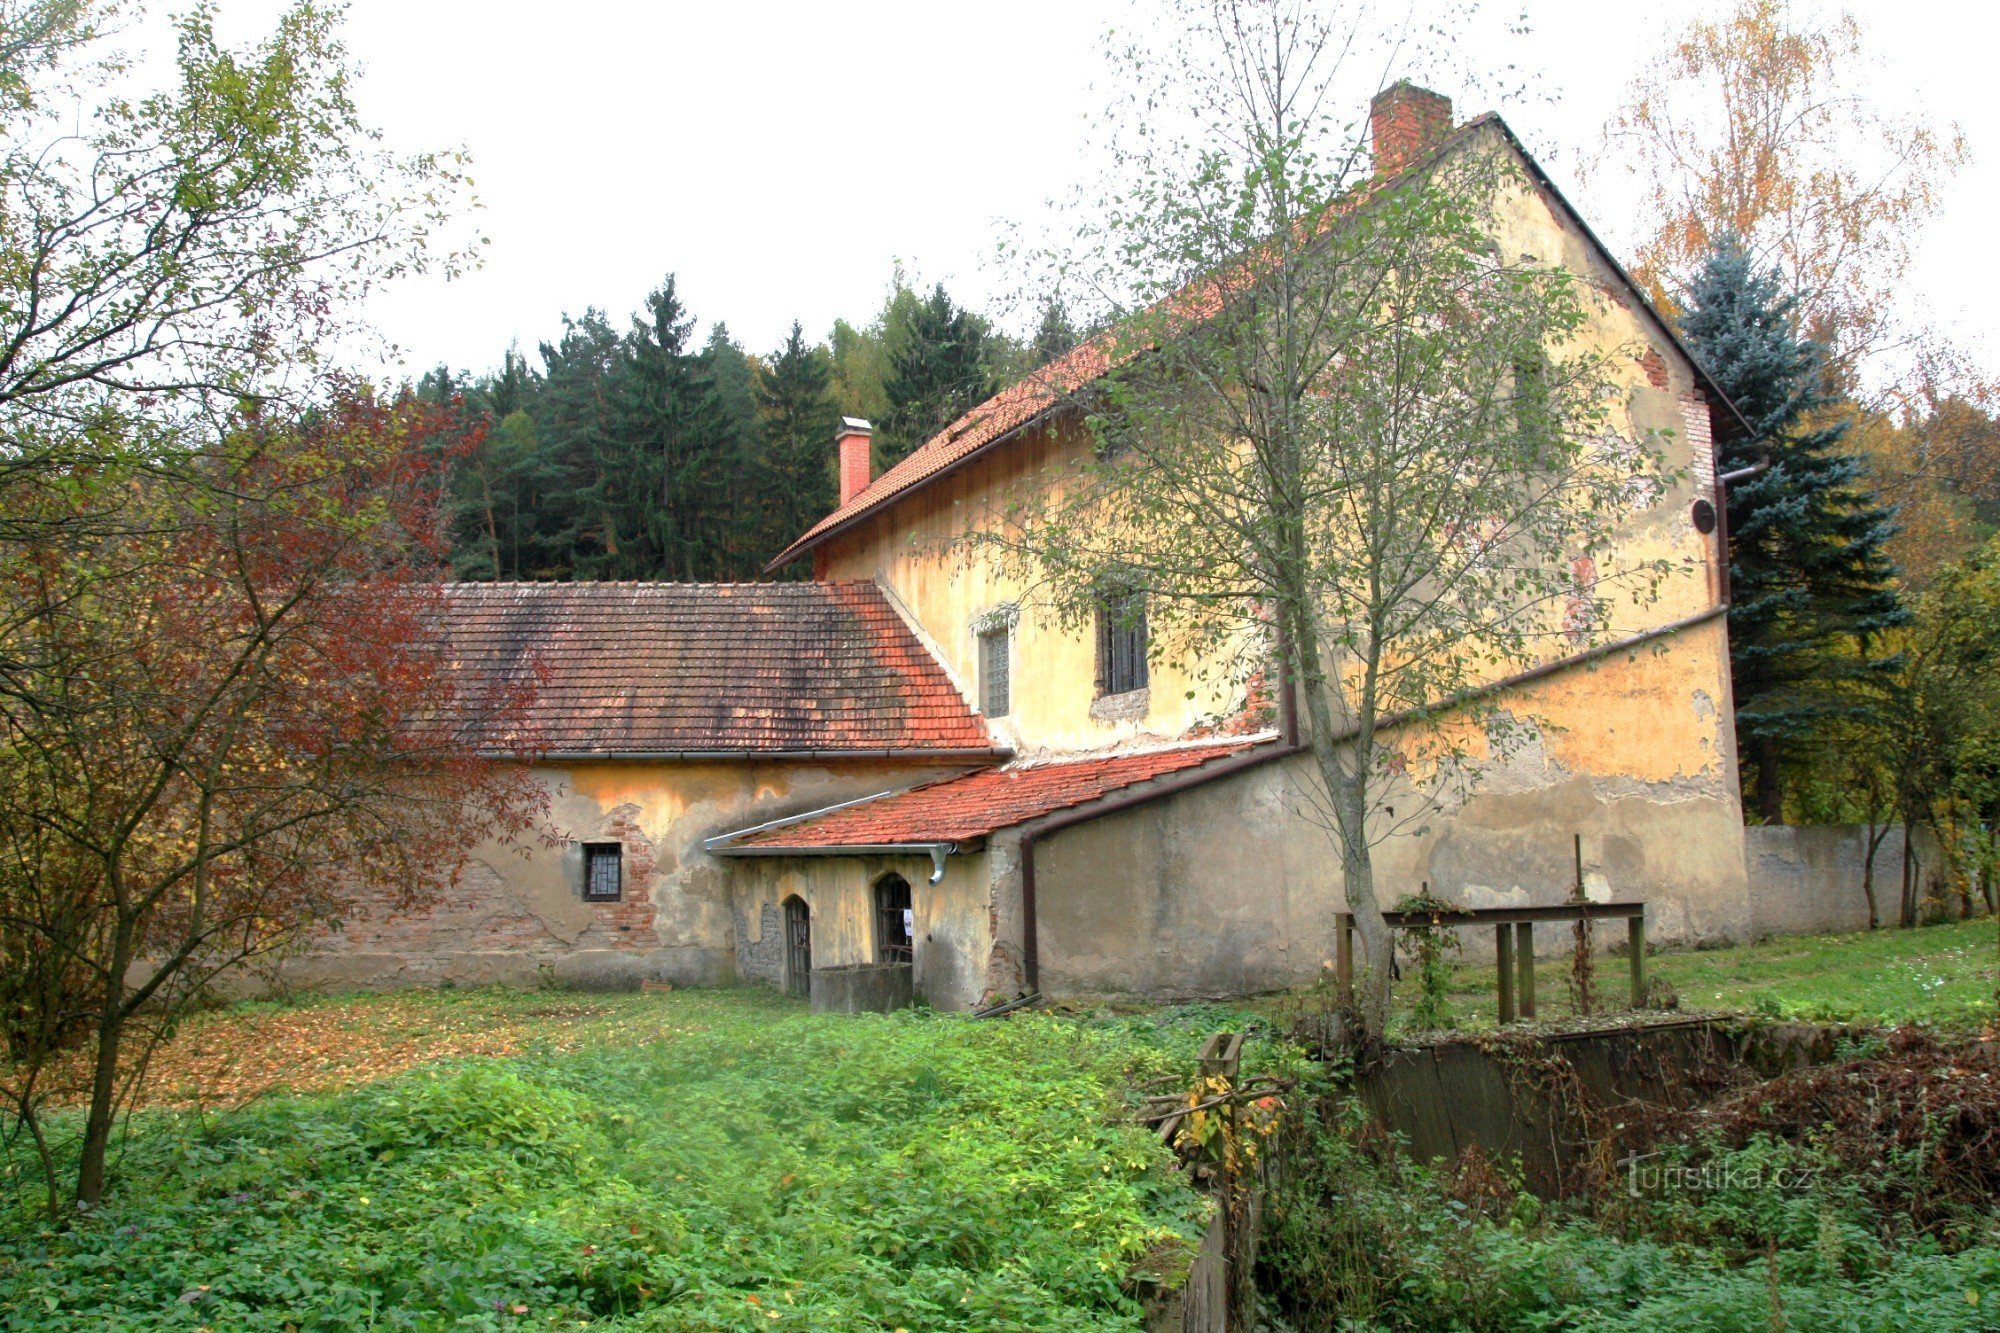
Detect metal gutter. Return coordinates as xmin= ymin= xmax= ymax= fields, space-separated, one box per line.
xmin=523 ymin=747 xmax=1012 ymax=763
xmin=707 ymin=840 xmax=957 ymax=885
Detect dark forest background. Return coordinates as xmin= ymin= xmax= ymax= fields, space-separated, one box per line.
xmin=415 ymin=272 xmax=1080 ymax=582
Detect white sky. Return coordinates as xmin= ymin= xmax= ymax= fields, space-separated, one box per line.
xmin=203 ymin=0 xmax=2000 ymax=380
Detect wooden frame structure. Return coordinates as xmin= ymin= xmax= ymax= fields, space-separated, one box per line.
xmin=1334 ymin=902 xmax=1647 ymax=1023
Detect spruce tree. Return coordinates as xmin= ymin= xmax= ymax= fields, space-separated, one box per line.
xmin=754 ymin=321 xmax=839 ymax=567
xmin=1032 ymin=297 xmax=1079 ymax=366
xmin=880 ymin=282 xmax=998 ymax=464
xmin=1678 ymin=238 xmax=1906 ymax=820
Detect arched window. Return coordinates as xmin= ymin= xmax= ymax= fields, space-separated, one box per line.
xmin=874 ymin=874 xmax=913 ymax=964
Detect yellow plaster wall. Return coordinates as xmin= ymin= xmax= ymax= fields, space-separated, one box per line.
xmin=815 ymin=121 xmax=1730 ymax=768
xmin=818 ymin=423 xmax=1246 ymax=754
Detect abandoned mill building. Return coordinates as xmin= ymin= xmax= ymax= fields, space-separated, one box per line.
xmin=301 ymin=85 xmax=1756 ymax=1008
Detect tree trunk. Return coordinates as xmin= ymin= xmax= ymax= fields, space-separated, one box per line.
xmin=1860 ymin=818 xmax=1886 ymax=931
xmin=1751 ymin=734 xmax=1785 ymax=823
xmin=1899 ymin=822 xmax=1916 ymax=928
xmin=74 ymin=981 xmax=126 ymax=1207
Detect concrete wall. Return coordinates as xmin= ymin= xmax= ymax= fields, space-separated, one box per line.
xmin=287 ymin=758 xmax=956 ymax=992
xmin=1743 ymin=823 xmax=1980 ymax=937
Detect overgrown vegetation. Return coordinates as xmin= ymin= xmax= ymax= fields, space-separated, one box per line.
xmin=1261 ymin=1043 xmax=2000 ymax=1329
xmin=0 ymin=991 xmax=1231 ymax=1329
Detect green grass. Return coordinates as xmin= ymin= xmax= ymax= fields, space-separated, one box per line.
xmin=1 ymin=990 xmax=1264 ymax=1330
xmin=1255 ymin=916 xmax=2000 ymax=1038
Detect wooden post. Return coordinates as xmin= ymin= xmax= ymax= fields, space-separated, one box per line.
xmin=1335 ymin=913 xmax=1354 ymax=1006
xmin=1628 ymin=914 xmax=1646 ymax=1008
xmin=1516 ymin=922 xmax=1536 ymax=1020
xmin=1496 ymin=922 xmax=1516 ymax=1024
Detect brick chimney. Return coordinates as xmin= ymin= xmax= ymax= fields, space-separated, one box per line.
xmin=1370 ymin=81 xmax=1453 ymax=175
xmin=837 ymin=417 xmax=874 ymax=506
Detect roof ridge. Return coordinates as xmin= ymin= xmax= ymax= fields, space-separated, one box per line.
xmin=441 ymin=578 xmax=878 ymax=591
xmin=765 ymin=107 xmax=1716 ymax=573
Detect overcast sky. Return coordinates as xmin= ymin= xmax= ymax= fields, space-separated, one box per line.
xmin=208 ymin=0 xmax=2000 ymax=380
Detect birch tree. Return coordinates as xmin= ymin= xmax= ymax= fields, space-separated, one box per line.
xmin=991 ymin=0 xmax=1673 ymax=1033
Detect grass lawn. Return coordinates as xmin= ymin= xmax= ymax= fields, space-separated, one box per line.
xmin=4 ymin=920 xmax=1995 ymax=1327
xmin=1260 ymin=916 xmax=2000 ymax=1037
xmin=2 ymin=990 xmax=1259 ymax=1330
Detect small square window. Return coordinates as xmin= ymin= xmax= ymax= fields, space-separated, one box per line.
xmin=583 ymin=843 xmax=622 ymax=902
xmin=978 ymin=625 xmax=1011 ymax=718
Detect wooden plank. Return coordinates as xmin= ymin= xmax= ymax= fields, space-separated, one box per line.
xmin=1377 ymin=902 xmax=1645 ymax=928
xmin=1517 ymin=922 xmax=1536 ymax=1020
xmin=1335 ymin=913 xmax=1354 ymax=1005
xmin=1629 ymin=915 xmax=1647 ymax=1008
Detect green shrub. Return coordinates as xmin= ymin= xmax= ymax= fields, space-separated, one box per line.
xmin=2 ymin=993 xmax=1230 ymax=1330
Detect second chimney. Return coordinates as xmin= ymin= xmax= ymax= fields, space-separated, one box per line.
xmin=1370 ymin=81 xmax=1453 ymax=176
xmin=837 ymin=417 xmax=874 ymax=506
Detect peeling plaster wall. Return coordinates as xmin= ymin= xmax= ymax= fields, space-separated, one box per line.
xmin=814 ymin=121 xmax=1732 ymax=761
xmin=288 ymin=759 xmax=952 ymax=993
xmin=727 ymin=851 xmax=994 ymax=1010
xmin=1030 ymin=618 xmax=1749 ymax=1000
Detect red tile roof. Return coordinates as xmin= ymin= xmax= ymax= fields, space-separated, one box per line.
xmin=436 ymin=581 xmax=998 ymax=757
xmin=718 ymin=739 xmax=1267 ymax=847
xmin=766 ymin=112 xmax=1750 ymax=571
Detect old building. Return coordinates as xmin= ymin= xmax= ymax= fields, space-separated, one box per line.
xmin=302 ymin=85 xmax=1754 ymax=1007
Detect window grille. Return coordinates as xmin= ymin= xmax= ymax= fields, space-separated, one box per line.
xmin=1097 ymin=592 xmax=1149 ymax=696
xmin=875 ymin=874 xmax=913 ymax=964
xmin=978 ymin=625 xmax=1011 ymax=717
xmin=583 ymin=843 xmax=622 ymax=902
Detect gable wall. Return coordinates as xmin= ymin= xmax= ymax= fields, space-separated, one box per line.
xmin=818 ymin=122 xmax=1733 ymax=764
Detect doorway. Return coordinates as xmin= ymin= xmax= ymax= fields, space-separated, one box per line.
xmin=782 ymin=894 xmax=812 ymax=997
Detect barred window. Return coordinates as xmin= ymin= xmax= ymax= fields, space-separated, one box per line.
xmin=1096 ymin=591 xmax=1149 ymax=696
xmin=978 ymin=624 xmax=1011 ymax=717
xmin=583 ymin=843 xmax=622 ymax=902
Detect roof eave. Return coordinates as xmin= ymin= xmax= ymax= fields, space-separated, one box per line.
xmin=763 ymin=402 xmax=1069 ymax=572
xmin=491 ymin=747 xmax=1012 ymax=763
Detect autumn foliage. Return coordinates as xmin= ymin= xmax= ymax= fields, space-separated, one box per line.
xmin=0 ymin=387 xmax=546 ymax=1208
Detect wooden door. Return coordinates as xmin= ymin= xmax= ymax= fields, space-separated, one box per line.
xmin=783 ymin=895 xmax=811 ymax=998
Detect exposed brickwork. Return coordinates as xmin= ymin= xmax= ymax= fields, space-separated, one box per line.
xmin=1640 ymin=347 xmax=1670 ymax=389
xmin=1370 ymin=82 xmax=1454 ymax=175
xmin=1565 ymin=555 xmax=1599 ymax=642
xmin=582 ymin=803 xmax=661 ymax=949
xmin=318 ymin=857 xmax=563 ymax=959
xmin=1682 ymin=391 xmax=1716 ymax=492
xmin=838 ymin=427 xmax=873 ymax=506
